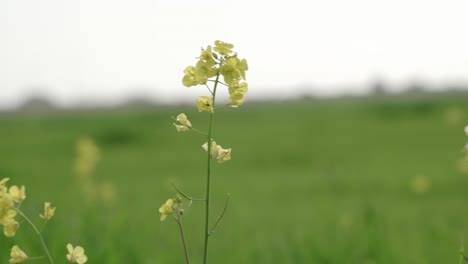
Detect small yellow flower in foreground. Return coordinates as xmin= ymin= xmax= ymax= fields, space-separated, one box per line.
xmin=465 ymin=126 xmax=468 ymax=136
xmin=9 ymin=245 xmax=28 ymax=263
xmin=159 ymin=199 xmax=174 ymax=221
xmin=196 ymin=96 xmax=214 ymax=113
xmin=176 ymin=113 xmax=192 ymax=128
xmin=66 ymin=244 xmax=88 ymax=264
xmin=40 ymin=202 xmax=56 ymax=220
xmin=9 ymin=186 xmax=26 ymax=203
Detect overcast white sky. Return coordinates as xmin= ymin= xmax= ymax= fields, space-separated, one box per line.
xmin=1 ymin=0 xmax=468 ymax=109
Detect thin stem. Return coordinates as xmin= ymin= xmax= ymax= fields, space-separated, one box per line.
xmin=203 ymin=73 xmax=220 ymax=264
xmin=204 ymin=84 xmax=213 ymax=95
xmin=207 ymin=79 xmax=228 ymax=87
xmin=171 ymin=183 xmax=205 ymax=201
xmin=176 ymin=210 xmax=190 ymax=264
xmin=190 ymin=128 xmax=208 ymax=136
xmin=209 ymin=193 xmax=230 ymax=235
xmin=214 ymin=104 xmax=229 ymax=111
xmin=28 ymin=256 xmax=46 ymax=261
xmin=15 ymin=209 xmax=55 ymax=264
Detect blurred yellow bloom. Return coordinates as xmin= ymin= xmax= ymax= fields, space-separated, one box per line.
xmin=9 ymin=186 xmax=26 ymax=203
xmin=444 ymin=107 xmax=463 ymax=125
xmin=0 ymin=178 xmax=9 ymax=188
xmin=465 ymin=125 xmax=468 ymax=135
xmin=159 ymin=199 xmax=174 ymax=221
xmin=410 ymin=176 xmax=431 ymax=194
xmin=9 ymin=245 xmax=28 ymax=263
xmin=74 ymin=137 xmax=100 ymax=177
xmin=66 ymin=244 xmax=88 ymax=264
xmin=39 ymin=202 xmax=56 ymax=220
xmin=196 ymin=96 xmax=214 ymax=113
xmin=0 ymin=179 xmax=19 ymax=237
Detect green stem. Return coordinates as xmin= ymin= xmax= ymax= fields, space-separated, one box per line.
xmin=176 ymin=210 xmax=190 ymax=264
xmin=15 ymin=209 xmax=55 ymax=264
xmin=203 ymin=73 xmax=220 ymax=264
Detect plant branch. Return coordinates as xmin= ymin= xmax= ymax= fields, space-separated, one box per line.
xmin=207 ymin=79 xmax=228 ymax=87
xmin=15 ymin=209 xmax=55 ymax=264
xmin=209 ymin=193 xmax=230 ymax=235
xmin=171 ymin=183 xmax=205 ymax=201
xmin=204 ymin=84 xmax=213 ymax=95
xmin=176 ymin=209 xmax=190 ymax=264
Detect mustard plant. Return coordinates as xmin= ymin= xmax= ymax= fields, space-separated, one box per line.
xmin=0 ymin=178 xmax=88 ymax=263
xmin=160 ymin=40 xmax=248 ymax=264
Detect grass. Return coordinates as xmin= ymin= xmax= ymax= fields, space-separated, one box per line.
xmin=1 ymin=93 xmax=468 ymax=263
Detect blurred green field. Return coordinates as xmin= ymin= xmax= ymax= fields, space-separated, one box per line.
xmin=1 ymin=94 xmax=468 ymax=264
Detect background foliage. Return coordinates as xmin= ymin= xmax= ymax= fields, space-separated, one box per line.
xmin=1 ymin=93 xmax=467 ymax=263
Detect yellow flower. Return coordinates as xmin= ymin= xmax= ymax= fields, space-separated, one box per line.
xmin=217 ymin=148 xmax=232 ymax=163
xmin=196 ymin=96 xmax=214 ymax=113
xmin=9 ymin=245 xmax=28 ymax=263
xmin=465 ymin=126 xmax=468 ymax=135
xmin=220 ymin=57 xmax=248 ymax=86
xmin=228 ymin=82 xmax=248 ymax=107
xmin=202 ymin=141 xmax=221 ymax=158
xmin=174 ymin=113 xmax=192 ymax=131
xmin=176 ymin=113 xmax=192 ymax=128
xmin=202 ymin=141 xmax=232 ymax=163
xmin=159 ymin=199 xmax=174 ymax=221
xmin=195 ymin=60 xmax=217 ymax=79
xmin=66 ymin=244 xmax=88 ymax=264
xmin=3 ymin=219 xmax=19 ymax=237
xmin=214 ymin=40 xmax=234 ymax=56
xmin=39 ymin=202 xmax=56 ymax=220
xmin=199 ymin=45 xmax=217 ymax=63
xmin=174 ymin=124 xmax=190 ymax=132
xmin=9 ymin=186 xmax=26 ymax=203
xmin=0 ymin=178 xmax=9 ymax=188
xmin=182 ymin=66 xmax=198 ymax=87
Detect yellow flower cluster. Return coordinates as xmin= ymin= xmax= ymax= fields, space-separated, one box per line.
xmin=0 ymin=178 xmax=24 ymax=237
xmin=182 ymin=40 xmax=249 ymax=108
xmin=159 ymin=194 xmax=183 ymax=221
xmin=202 ymin=141 xmax=232 ymax=163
